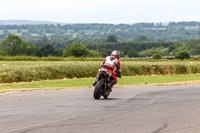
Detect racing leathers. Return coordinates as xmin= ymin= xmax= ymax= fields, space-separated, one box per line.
xmin=93 ymin=56 xmax=121 ymax=89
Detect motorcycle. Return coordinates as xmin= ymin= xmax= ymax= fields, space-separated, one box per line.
xmin=93 ymin=69 xmax=120 ymax=99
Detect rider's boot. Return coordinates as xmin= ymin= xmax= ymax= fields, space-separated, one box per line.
xmin=107 ymin=80 xmax=116 ymax=91
xmin=93 ymin=75 xmax=100 ymax=87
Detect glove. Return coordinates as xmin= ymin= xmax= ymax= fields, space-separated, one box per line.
xmin=115 ymin=70 xmax=121 ymax=78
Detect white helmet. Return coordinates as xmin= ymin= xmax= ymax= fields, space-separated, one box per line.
xmin=111 ymin=50 xmax=120 ymax=59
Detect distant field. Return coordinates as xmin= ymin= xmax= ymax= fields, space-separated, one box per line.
xmin=0 ymin=29 xmax=28 ymax=35
xmin=0 ymin=61 xmax=200 ymax=83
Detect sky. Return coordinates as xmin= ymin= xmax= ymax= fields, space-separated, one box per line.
xmin=0 ymin=0 xmax=200 ymax=24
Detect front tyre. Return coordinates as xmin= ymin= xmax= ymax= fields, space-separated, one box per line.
xmin=93 ymin=80 xmax=104 ymax=99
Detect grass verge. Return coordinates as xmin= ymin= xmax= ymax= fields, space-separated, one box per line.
xmin=0 ymin=74 xmax=200 ymax=93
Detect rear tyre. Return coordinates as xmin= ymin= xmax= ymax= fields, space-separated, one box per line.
xmin=93 ymin=80 xmax=104 ymax=99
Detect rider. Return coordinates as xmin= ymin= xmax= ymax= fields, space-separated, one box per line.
xmin=93 ymin=50 xmax=121 ymax=90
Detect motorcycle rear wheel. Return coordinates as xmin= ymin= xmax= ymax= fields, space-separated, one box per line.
xmin=103 ymin=90 xmax=110 ymax=99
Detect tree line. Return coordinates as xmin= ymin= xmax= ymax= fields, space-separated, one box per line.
xmin=0 ymin=34 xmax=91 ymax=57
xmin=0 ymin=34 xmax=200 ymax=59
xmin=0 ymin=21 xmax=200 ymax=41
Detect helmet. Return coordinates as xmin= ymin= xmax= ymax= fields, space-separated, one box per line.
xmin=111 ymin=50 xmax=120 ymax=59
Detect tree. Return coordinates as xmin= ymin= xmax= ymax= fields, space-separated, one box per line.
xmin=139 ymin=48 xmax=158 ymax=57
xmin=36 ymin=36 xmax=48 ymax=47
xmin=40 ymin=44 xmax=55 ymax=57
xmin=127 ymin=49 xmax=139 ymax=57
xmin=63 ymin=43 xmax=89 ymax=57
xmin=26 ymin=44 xmax=40 ymax=56
xmin=54 ymin=48 xmax=63 ymax=57
xmin=187 ymin=39 xmax=200 ymax=55
xmin=0 ymin=34 xmax=27 ymax=56
xmin=137 ymin=35 xmax=149 ymax=41
xmin=168 ymin=45 xmax=176 ymax=52
xmin=175 ymin=51 xmax=190 ymax=59
xmin=106 ymin=35 xmax=117 ymax=43
xmin=0 ymin=49 xmax=6 ymax=55
xmin=88 ymin=50 xmax=102 ymax=57
xmin=152 ymin=53 xmax=162 ymax=59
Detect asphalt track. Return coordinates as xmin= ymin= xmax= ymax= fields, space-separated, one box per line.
xmin=1 ymin=84 xmax=200 ymax=133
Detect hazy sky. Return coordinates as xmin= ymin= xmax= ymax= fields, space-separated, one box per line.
xmin=0 ymin=0 xmax=199 ymax=24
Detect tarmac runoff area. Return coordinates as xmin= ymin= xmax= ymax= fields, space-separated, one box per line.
xmin=1 ymin=84 xmax=200 ymax=133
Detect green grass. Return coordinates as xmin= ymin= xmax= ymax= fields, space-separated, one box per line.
xmin=119 ymin=75 xmax=200 ymax=85
xmin=0 ymin=75 xmax=200 ymax=93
